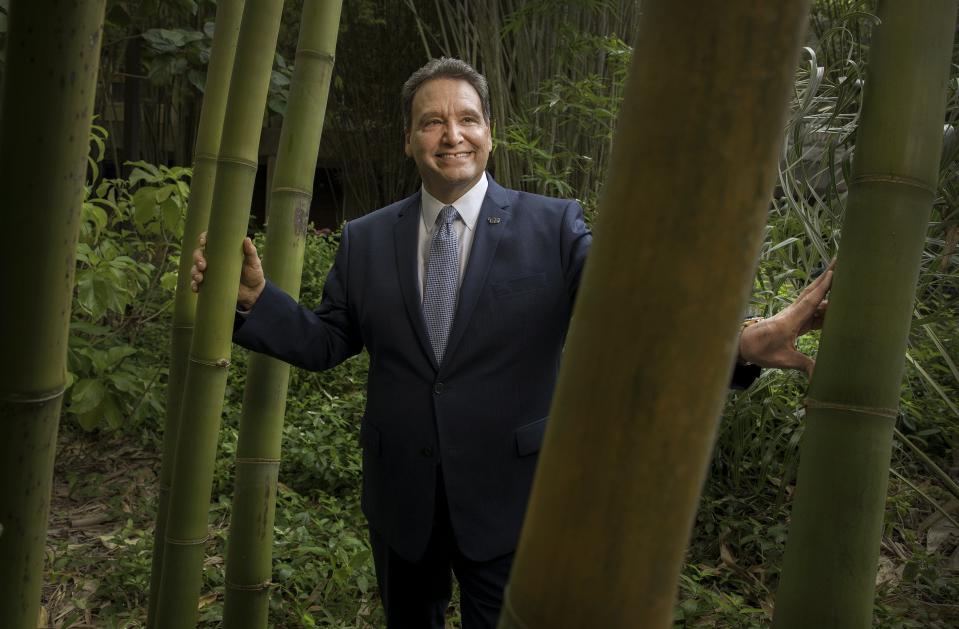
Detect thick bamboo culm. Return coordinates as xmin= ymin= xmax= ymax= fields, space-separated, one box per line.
xmin=772 ymin=2 xmax=958 ymax=627
xmin=147 ymin=2 xmax=245 ymax=625
xmin=498 ymin=3 xmax=810 ymax=628
xmin=0 ymin=2 xmax=106 ymax=627
xmin=152 ymin=2 xmax=285 ymax=626
xmin=222 ymin=1 xmax=342 ymax=626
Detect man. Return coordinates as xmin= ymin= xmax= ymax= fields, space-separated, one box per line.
xmin=191 ymin=58 xmax=832 ymax=628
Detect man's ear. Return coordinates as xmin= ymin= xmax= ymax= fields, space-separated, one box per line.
xmin=404 ymin=132 xmax=412 ymax=157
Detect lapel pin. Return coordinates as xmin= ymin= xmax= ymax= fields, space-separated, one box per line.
xmin=487 ymin=217 xmax=501 ymax=224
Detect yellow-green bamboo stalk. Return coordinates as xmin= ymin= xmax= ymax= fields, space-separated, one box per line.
xmin=0 ymin=2 xmax=106 ymax=627
xmin=153 ymin=2 xmax=284 ymax=626
xmin=498 ymin=3 xmax=809 ymax=628
xmin=772 ymin=2 xmax=958 ymax=627
xmin=222 ymin=1 xmax=342 ymax=625
xmin=147 ymin=2 xmax=245 ymax=625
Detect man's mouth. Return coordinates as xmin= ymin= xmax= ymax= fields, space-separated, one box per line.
xmin=436 ymin=151 xmax=473 ymax=160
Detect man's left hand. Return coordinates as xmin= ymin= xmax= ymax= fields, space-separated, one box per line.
xmin=738 ymin=262 xmax=834 ymax=377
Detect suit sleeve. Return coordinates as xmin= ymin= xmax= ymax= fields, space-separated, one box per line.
xmin=560 ymin=199 xmax=592 ymax=303
xmin=233 ymin=224 xmax=363 ymax=371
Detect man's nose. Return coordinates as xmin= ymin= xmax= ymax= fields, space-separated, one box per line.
xmin=442 ymin=121 xmax=463 ymax=143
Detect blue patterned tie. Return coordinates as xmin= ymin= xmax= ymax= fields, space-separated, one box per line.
xmin=423 ymin=205 xmax=460 ymax=363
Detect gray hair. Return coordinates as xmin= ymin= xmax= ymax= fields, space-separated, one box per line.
xmin=401 ymin=57 xmax=492 ymax=131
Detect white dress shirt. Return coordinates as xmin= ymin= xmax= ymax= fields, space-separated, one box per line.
xmin=417 ymin=173 xmax=488 ymax=299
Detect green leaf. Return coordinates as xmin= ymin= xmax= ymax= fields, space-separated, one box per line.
xmin=108 ymin=371 xmax=140 ymax=394
xmin=105 ymin=345 xmax=137 ymax=369
xmin=76 ymin=410 xmax=100 ymax=431
xmin=161 ymin=196 xmax=183 ymax=234
xmin=161 ymin=270 xmax=179 ymax=292
xmin=70 ymin=379 xmax=107 ymax=415
xmin=132 ymin=186 xmax=159 ymax=230
xmin=128 ymin=168 xmax=156 ymax=187
xmin=101 ymin=395 xmax=124 ymax=430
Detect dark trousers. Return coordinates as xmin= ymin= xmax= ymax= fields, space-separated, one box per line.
xmin=369 ymin=469 xmax=514 ymax=629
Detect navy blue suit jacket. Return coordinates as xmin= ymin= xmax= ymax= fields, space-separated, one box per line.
xmin=234 ymin=176 xmax=591 ymax=562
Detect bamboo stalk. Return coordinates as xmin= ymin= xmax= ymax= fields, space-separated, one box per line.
xmin=0 ymin=2 xmax=106 ymax=627
xmin=772 ymin=2 xmax=959 ymax=627
xmin=152 ymin=2 xmax=285 ymax=626
xmin=498 ymin=3 xmax=809 ymax=627
xmin=222 ymin=1 xmax=342 ymax=625
xmin=147 ymin=2 xmax=245 ymax=625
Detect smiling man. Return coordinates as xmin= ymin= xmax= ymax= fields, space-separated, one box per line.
xmin=192 ymin=57 xmax=832 ymax=628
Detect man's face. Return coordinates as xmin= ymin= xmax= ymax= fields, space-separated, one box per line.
xmin=405 ymin=78 xmax=492 ymax=203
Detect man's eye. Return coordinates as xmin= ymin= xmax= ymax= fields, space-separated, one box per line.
xmin=425 ymin=119 xmax=442 ymax=127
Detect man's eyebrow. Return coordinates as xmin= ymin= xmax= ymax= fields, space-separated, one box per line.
xmin=417 ymin=105 xmax=483 ymax=123
xmin=417 ymin=110 xmax=442 ymax=122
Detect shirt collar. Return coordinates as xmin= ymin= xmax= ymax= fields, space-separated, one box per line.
xmin=420 ymin=173 xmax=488 ymax=233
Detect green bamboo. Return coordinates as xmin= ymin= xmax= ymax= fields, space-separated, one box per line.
xmin=147 ymin=2 xmax=245 ymax=625
xmin=222 ymin=1 xmax=342 ymax=625
xmin=153 ymin=1 xmax=285 ymax=626
xmin=498 ymin=3 xmax=809 ymax=628
xmin=772 ymin=2 xmax=958 ymax=627
xmin=0 ymin=2 xmax=106 ymax=627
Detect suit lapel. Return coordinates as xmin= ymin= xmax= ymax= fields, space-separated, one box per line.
xmin=443 ymin=177 xmax=513 ymax=366
xmin=393 ymin=192 xmax=439 ymax=370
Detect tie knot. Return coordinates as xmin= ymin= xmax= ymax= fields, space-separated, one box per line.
xmin=439 ymin=205 xmax=457 ymax=227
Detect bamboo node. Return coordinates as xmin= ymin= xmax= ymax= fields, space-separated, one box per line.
xmin=171 ymin=324 xmax=195 ymax=331
xmin=850 ymin=173 xmax=937 ymax=194
xmin=296 ymin=48 xmax=334 ymax=64
xmin=194 ymin=152 xmax=218 ymax=164
xmin=164 ymin=535 xmax=209 ymax=546
xmin=804 ymin=397 xmax=898 ymax=418
xmin=271 ymin=185 xmax=314 ymax=198
xmin=225 ymin=580 xmax=273 ymax=592
xmin=235 ymin=457 xmax=281 ymax=464
xmin=0 ymin=386 xmax=66 ymax=404
xmin=216 ymin=155 xmax=259 ymax=171
xmin=189 ymin=356 xmax=232 ymax=369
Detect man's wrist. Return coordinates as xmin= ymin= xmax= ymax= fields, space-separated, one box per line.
xmin=237 ymin=281 xmax=266 ymax=312
xmin=737 ymin=316 xmax=765 ymax=365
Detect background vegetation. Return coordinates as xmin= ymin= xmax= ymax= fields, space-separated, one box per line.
xmin=22 ymin=0 xmax=958 ymax=626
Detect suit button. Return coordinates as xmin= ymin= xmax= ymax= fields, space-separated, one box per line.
xmin=433 ymin=382 xmax=444 ymax=394
xmin=422 ymin=446 xmax=434 ymax=457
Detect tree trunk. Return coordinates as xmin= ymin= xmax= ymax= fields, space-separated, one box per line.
xmin=772 ymin=2 xmax=958 ymax=627
xmin=146 ymin=1 xmax=245 ymax=626
xmin=222 ymin=1 xmax=342 ymax=626
xmin=497 ymin=3 xmax=809 ymax=628
xmin=152 ymin=2 xmax=284 ymax=626
xmin=0 ymin=2 xmax=106 ymax=627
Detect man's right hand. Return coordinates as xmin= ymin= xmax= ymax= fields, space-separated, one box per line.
xmin=191 ymin=231 xmax=266 ymax=311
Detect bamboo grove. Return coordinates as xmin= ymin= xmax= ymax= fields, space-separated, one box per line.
xmin=1 ymin=1 xmax=956 ymax=626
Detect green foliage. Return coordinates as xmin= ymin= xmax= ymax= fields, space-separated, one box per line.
xmin=501 ymin=29 xmax=631 ymax=208
xmin=66 ymin=127 xmax=189 ymax=431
